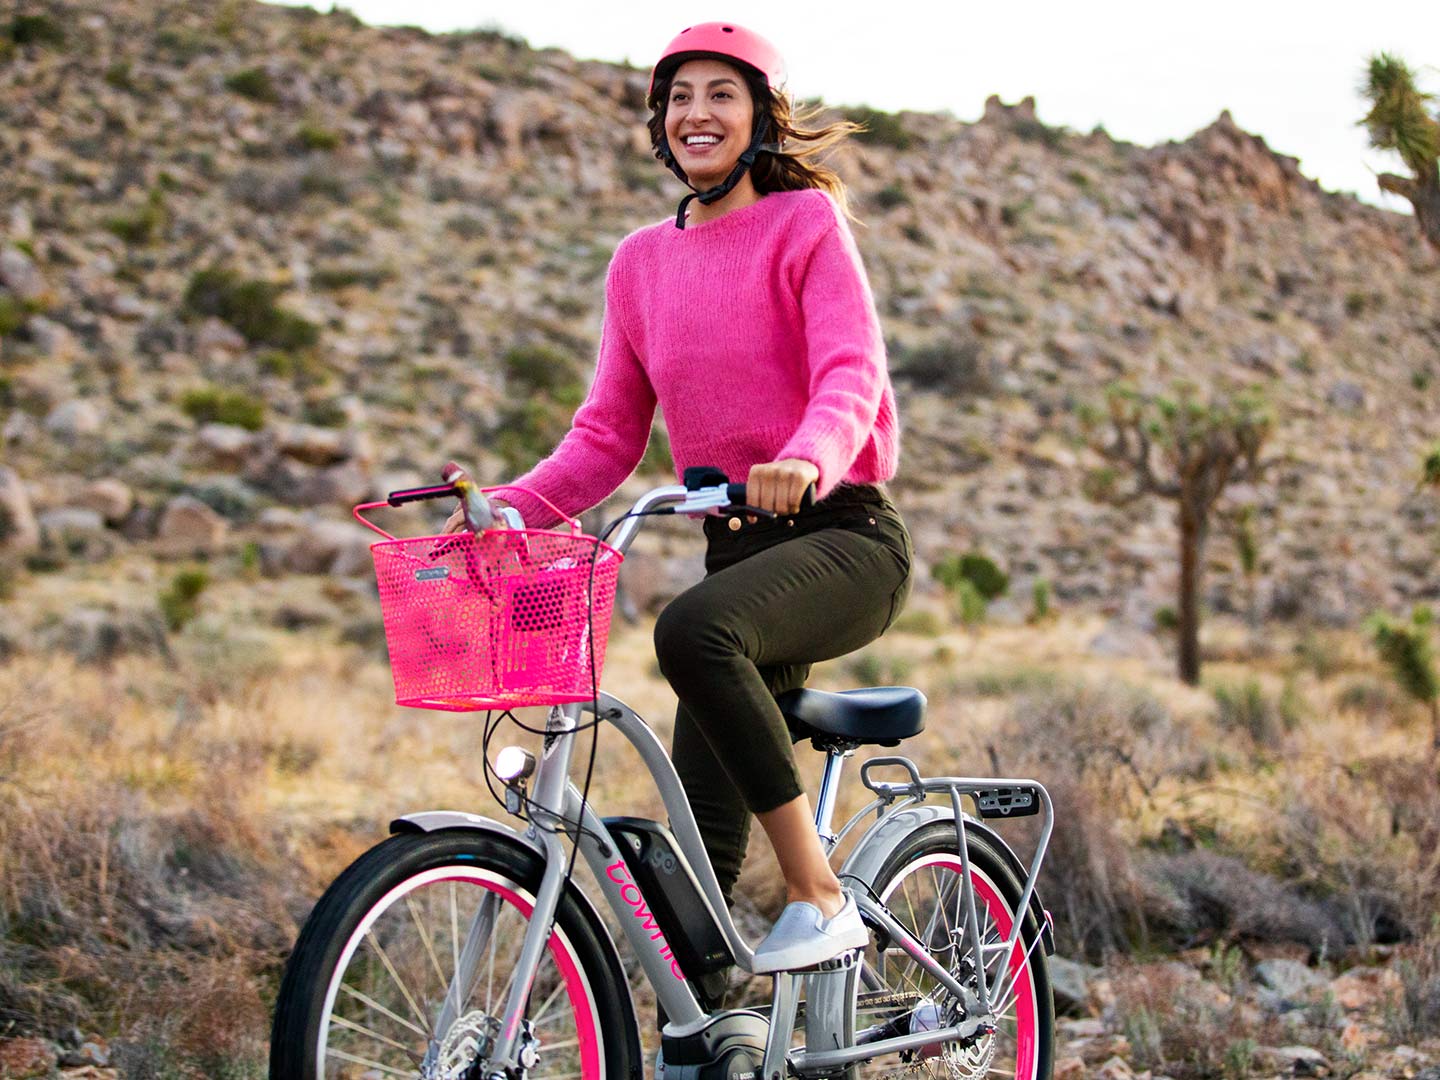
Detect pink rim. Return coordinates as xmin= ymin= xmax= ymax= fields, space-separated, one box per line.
xmin=437 ymin=873 xmax=603 ymax=1079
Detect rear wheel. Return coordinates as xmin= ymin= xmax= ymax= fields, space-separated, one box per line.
xmin=270 ymin=829 xmax=639 ymax=1079
xmin=853 ymin=823 xmax=1054 ymax=1079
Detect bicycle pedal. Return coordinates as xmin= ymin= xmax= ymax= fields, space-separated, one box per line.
xmin=813 ymin=947 xmax=860 ymax=972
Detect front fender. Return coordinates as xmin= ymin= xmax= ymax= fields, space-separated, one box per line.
xmin=390 ymin=809 xmax=544 ymax=856
xmin=839 ymin=802 xmax=1054 ymax=955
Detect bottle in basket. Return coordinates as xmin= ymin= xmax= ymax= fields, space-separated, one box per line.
xmin=442 ymin=460 xmax=494 ymax=533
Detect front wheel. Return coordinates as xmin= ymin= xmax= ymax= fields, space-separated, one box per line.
xmin=852 ymin=822 xmax=1055 ymax=1080
xmin=270 ymin=829 xmax=640 ymax=1079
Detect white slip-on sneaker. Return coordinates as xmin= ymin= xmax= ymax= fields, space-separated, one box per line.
xmin=752 ymin=892 xmax=869 ymax=974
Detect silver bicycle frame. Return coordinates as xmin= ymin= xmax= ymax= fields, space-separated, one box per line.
xmin=476 ymin=486 xmax=1055 ymax=1075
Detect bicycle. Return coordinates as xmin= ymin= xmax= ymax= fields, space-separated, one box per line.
xmin=269 ymin=475 xmax=1057 ymax=1080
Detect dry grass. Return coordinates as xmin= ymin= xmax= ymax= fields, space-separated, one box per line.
xmin=2 ymin=560 xmax=1438 ymax=1065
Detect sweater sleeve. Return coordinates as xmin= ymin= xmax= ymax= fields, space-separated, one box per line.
xmin=776 ymin=205 xmax=889 ymax=497
xmin=504 ymin=259 xmax=657 ymax=529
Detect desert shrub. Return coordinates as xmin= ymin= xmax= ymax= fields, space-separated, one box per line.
xmin=105 ymin=189 xmax=167 ymax=245
xmin=891 ymin=339 xmax=990 ymax=394
xmin=8 ymin=14 xmax=64 ymax=47
xmin=872 ymin=183 xmax=910 ymax=211
xmin=1280 ymin=756 xmax=1438 ymax=945
xmin=0 ymin=775 xmax=292 ymax=1063
xmin=1390 ymin=933 xmax=1440 ymax=1042
xmin=1212 ymin=677 xmax=1283 ymax=748
xmin=0 ymin=291 xmax=25 ymax=336
xmin=224 ymin=66 xmax=279 ymax=104
xmin=445 ymin=212 xmax=489 ymax=239
xmin=179 ymin=386 xmax=265 ymax=431
xmin=934 ymin=551 xmax=1008 ymax=625
xmin=1293 ymin=629 xmax=1341 ymax=680
xmin=1335 ymin=677 xmax=1399 ymax=717
xmin=494 ymin=389 xmax=584 ymax=472
xmin=311 ymin=264 xmax=394 ymax=290
xmin=1029 ymin=578 xmax=1051 ymax=622
xmin=502 ymin=342 xmax=580 ymax=394
xmin=992 ymin=680 xmax=1188 ymax=957
xmin=843 ymin=648 xmax=911 ymax=687
xmin=890 ymin=606 xmax=944 ymax=636
xmin=1142 ymin=849 xmax=1344 ymax=951
xmin=955 ymin=579 xmax=987 ymax=626
xmin=183 ymin=268 xmax=320 ymax=349
xmin=1112 ymin=959 xmax=1276 ymax=1078
xmin=159 ymin=568 xmax=210 ymax=632
xmin=295 ymin=121 xmax=341 ymax=150
xmin=301 ymin=397 xmax=348 ymax=428
xmin=1011 ymin=117 xmax=1068 ymax=150
xmin=844 ymin=105 xmax=913 ymax=149
xmin=1367 ymin=607 xmax=1438 ymax=742
xmin=257 ymin=349 xmax=329 ymax=388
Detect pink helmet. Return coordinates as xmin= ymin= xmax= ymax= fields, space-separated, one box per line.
xmin=647 ymin=22 xmax=787 ymax=103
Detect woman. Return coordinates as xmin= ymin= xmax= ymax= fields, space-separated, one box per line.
xmin=449 ymin=22 xmax=912 ymax=972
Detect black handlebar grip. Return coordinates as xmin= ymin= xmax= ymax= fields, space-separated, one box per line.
xmin=725 ymin=482 xmax=816 ymax=511
xmin=387 ymin=484 xmax=459 ymax=507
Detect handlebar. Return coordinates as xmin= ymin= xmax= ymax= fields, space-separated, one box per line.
xmin=366 ymin=472 xmax=815 ymax=556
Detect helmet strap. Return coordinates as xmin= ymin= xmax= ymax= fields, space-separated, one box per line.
xmin=666 ymin=117 xmax=782 ymax=229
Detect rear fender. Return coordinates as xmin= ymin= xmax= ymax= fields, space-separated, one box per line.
xmin=838 ymin=803 xmax=1055 ymax=955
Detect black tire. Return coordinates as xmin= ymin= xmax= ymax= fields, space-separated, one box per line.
xmin=853 ymin=822 xmax=1055 ymax=1080
xmin=270 ymin=829 xmax=641 ymax=1079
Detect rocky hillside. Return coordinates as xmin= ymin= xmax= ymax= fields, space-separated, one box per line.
xmin=1 ymin=0 xmax=1437 ymax=640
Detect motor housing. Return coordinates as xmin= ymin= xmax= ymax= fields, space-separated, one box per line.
xmin=658 ymin=1010 xmax=768 ymax=1080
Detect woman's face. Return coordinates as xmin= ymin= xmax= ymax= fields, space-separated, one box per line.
xmin=663 ymin=57 xmax=755 ymax=189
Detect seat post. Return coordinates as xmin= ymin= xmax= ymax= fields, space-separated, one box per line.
xmin=814 ymin=746 xmax=853 ymax=846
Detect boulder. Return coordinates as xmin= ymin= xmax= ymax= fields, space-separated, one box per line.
xmin=194 ymin=315 xmax=247 ymax=353
xmin=38 ymin=507 xmax=107 ymax=539
xmin=1326 ymin=381 xmax=1366 ymax=412
xmin=26 ymin=314 xmax=75 ymax=360
xmin=1050 ymin=955 xmax=1103 ymax=1016
xmin=1255 ymin=959 xmax=1328 ymax=1007
xmin=1329 ymin=966 xmax=1401 ymax=1011
xmin=283 ymin=519 xmax=377 ymax=576
xmin=0 ymin=467 xmax=41 ymax=552
xmin=1255 ymin=1045 xmax=1329 ymax=1077
xmin=44 ymin=398 xmax=103 ymax=438
xmin=276 ymin=422 xmax=349 ymax=466
xmin=156 ymin=495 xmax=229 ymax=555
xmin=0 ymin=246 xmax=48 ymax=301
xmin=197 ymin=422 xmax=260 ymax=467
xmin=81 ymin=478 xmax=135 ymax=525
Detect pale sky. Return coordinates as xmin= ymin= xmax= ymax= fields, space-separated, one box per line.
xmin=265 ymin=1 xmax=1440 ymax=211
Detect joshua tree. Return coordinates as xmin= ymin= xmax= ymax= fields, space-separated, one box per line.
xmin=1083 ymin=383 xmax=1272 ymax=685
xmin=1359 ymin=53 xmax=1440 ymax=250
xmin=1367 ymin=606 xmax=1440 ymax=754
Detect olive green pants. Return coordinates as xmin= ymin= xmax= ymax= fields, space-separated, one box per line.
xmin=653 ymin=485 xmax=913 ymax=906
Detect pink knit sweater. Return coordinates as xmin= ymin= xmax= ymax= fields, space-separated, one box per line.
xmin=507 ymin=188 xmax=899 ymax=527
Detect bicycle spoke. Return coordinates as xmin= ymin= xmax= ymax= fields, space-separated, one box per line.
xmin=450 ymin=881 xmax=461 ymax=988
xmin=529 ymin=973 xmax=568 ymax=1030
xmin=365 ymin=930 xmax=432 ymax=1034
xmin=329 ymin=1013 xmax=424 ymax=1060
xmin=339 ymin=983 xmax=430 ymax=1039
xmin=325 ymin=1045 xmax=417 ymax=1077
xmin=406 ymin=893 xmax=448 ymax=994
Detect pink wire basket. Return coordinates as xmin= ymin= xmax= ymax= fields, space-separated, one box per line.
xmin=353 ymin=486 xmax=624 ymax=712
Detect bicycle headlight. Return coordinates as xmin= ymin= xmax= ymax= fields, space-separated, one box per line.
xmin=494 ymin=745 xmax=536 ymax=783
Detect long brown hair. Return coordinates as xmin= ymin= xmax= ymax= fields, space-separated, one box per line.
xmin=647 ymin=64 xmax=863 ymax=219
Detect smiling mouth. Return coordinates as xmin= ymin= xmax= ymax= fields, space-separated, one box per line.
xmin=682 ymin=135 xmax=723 ymax=148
